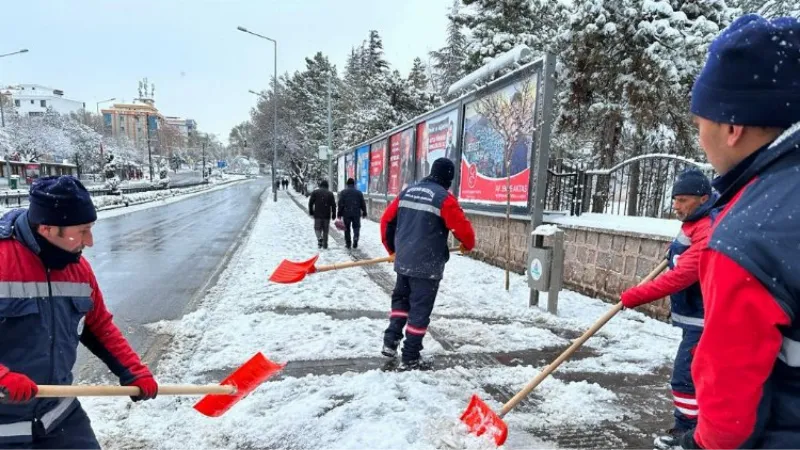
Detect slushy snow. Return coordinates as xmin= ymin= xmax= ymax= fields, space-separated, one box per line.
xmin=80 ymin=190 xmax=680 ymax=449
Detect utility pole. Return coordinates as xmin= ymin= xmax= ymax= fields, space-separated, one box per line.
xmin=0 ymin=93 xmax=5 ymax=128
xmin=202 ymin=139 xmax=206 ymax=179
xmin=327 ymin=72 xmax=333 ymax=186
xmin=146 ymin=112 xmax=154 ymax=181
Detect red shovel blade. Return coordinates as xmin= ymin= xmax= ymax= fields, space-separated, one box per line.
xmin=459 ymin=394 xmax=509 ymax=446
xmin=193 ymin=352 xmax=286 ymax=417
xmin=268 ymin=254 xmax=320 ymax=284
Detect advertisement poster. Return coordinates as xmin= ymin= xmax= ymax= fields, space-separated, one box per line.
xmin=416 ymin=109 xmax=459 ymax=181
xmin=459 ymin=75 xmax=538 ymax=206
xmin=345 ymin=151 xmax=356 ymax=183
xmin=369 ymin=140 xmax=387 ymax=194
xmin=356 ymin=145 xmax=369 ymax=192
xmin=399 ymin=128 xmax=414 ymax=191
xmin=388 ymin=133 xmax=401 ymax=195
xmin=337 ymin=155 xmax=345 ymax=191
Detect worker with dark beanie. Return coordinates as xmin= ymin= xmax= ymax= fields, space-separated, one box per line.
xmin=0 ymin=176 xmax=158 ymax=448
xmin=379 ymin=158 xmax=476 ymax=370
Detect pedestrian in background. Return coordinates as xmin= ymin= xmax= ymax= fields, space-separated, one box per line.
xmin=308 ymin=180 xmax=336 ymax=249
xmin=337 ymin=177 xmax=367 ymax=249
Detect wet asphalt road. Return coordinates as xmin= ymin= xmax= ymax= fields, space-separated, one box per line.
xmin=76 ymin=178 xmax=269 ymax=380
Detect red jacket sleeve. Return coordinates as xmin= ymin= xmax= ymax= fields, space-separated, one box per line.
xmin=441 ymin=194 xmax=476 ymax=250
xmin=380 ymin=197 xmax=400 ymax=254
xmin=621 ymin=218 xmax=711 ymax=308
xmin=81 ymin=272 xmax=152 ymax=385
xmin=692 ymin=250 xmax=790 ymax=449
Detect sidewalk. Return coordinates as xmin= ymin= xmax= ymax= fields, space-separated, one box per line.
xmin=82 ymin=190 xmax=681 ymax=449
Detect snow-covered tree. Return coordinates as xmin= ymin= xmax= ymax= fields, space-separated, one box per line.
xmin=729 ymin=0 xmax=800 ymax=17
xmin=454 ymin=0 xmax=562 ymax=73
xmin=430 ymin=0 xmax=469 ymax=98
xmin=340 ymin=31 xmax=397 ymax=145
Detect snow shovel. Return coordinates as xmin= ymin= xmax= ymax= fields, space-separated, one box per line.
xmin=30 ymin=352 xmax=285 ymax=418
xmin=460 ymin=258 xmax=669 ymax=446
xmin=269 ymin=247 xmax=462 ymax=284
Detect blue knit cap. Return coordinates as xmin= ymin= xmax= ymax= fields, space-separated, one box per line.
xmin=672 ymin=169 xmax=712 ymax=198
xmin=27 ymin=176 xmax=97 ymax=226
xmin=691 ymin=14 xmax=800 ymax=128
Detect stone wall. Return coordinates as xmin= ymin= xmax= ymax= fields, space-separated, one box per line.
xmin=367 ymin=198 xmax=673 ymax=321
xmin=551 ymin=225 xmax=672 ymax=320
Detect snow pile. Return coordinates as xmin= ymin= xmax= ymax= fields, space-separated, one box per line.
xmin=532 ymin=224 xmax=561 ymax=236
xmin=545 ymin=212 xmax=681 ymax=239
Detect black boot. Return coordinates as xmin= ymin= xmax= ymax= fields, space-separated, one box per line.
xmin=398 ymin=358 xmax=433 ymax=371
xmin=654 ymin=428 xmax=687 ymax=450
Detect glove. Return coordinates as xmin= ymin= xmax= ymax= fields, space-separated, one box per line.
xmin=125 ymin=375 xmax=158 ymax=402
xmin=0 ymin=371 xmax=38 ymax=404
xmin=620 ymin=286 xmax=649 ymax=309
xmin=679 ymin=428 xmax=702 ymax=449
xmin=459 ymin=243 xmax=471 ymax=254
xmin=361 ymin=212 xmax=367 ymax=218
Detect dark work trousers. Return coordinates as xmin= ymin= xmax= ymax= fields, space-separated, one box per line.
xmin=3 ymin=404 xmax=101 ymax=449
xmin=314 ymin=218 xmax=330 ymax=248
xmin=671 ymin=327 xmax=702 ymax=431
xmin=383 ymin=274 xmax=441 ymax=363
xmin=343 ymin=216 xmax=361 ymax=247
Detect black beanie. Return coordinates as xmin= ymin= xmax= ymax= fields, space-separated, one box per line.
xmin=27 ymin=176 xmax=97 ymax=227
xmin=428 ymin=158 xmax=455 ymax=189
xmin=346 ymin=178 xmax=355 ymax=186
xmin=691 ymin=14 xmax=800 ymax=128
xmin=672 ymin=169 xmax=712 ymax=198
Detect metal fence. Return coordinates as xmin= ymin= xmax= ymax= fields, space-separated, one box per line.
xmin=545 ymin=154 xmax=714 ymax=219
xmin=2 ymin=180 xmax=209 ymax=208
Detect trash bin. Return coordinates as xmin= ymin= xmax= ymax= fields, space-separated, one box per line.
xmin=8 ymin=175 xmax=19 ymax=190
xmin=527 ymin=225 xmax=565 ymax=314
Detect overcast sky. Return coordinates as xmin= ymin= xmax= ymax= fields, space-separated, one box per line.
xmin=1 ymin=0 xmax=452 ymax=143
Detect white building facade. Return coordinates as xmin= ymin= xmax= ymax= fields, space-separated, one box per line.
xmin=5 ymin=84 xmax=85 ymax=117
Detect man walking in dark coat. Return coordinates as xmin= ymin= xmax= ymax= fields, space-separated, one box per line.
xmin=337 ymin=178 xmax=367 ymax=249
xmin=380 ymin=158 xmax=475 ymax=370
xmin=308 ymin=180 xmax=336 ymax=249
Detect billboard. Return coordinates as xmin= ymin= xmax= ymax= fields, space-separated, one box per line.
xmin=416 ymin=109 xmax=459 ymax=181
xmin=356 ymin=145 xmax=369 ymax=192
xmin=337 ymin=154 xmax=346 ymax=191
xmin=369 ymin=140 xmax=387 ymax=195
xmin=345 ymin=151 xmax=356 ymax=184
xmin=388 ymin=128 xmax=414 ymax=195
xmin=459 ymin=75 xmax=539 ymax=206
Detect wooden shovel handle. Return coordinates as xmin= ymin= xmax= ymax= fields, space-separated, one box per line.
xmin=314 ymin=247 xmax=463 ymax=273
xmin=315 ymin=256 xmax=394 ymax=273
xmin=35 ymin=384 xmax=236 ymax=398
xmin=499 ymin=257 xmax=669 ymax=416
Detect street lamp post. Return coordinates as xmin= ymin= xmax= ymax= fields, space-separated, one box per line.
xmin=145 ymin=112 xmax=154 ymax=181
xmin=0 ymin=48 xmax=29 ymax=128
xmin=96 ymin=97 xmax=116 ymax=115
xmin=238 ymin=26 xmax=278 ymax=202
xmin=327 ymin=72 xmax=333 ymax=187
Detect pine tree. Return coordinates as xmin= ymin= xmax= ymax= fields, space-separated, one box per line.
xmin=729 ymin=0 xmax=800 ymax=17
xmin=340 ymin=31 xmax=396 ymax=145
xmin=408 ymin=58 xmax=429 ymax=91
xmin=430 ymin=0 xmax=468 ymax=97
xmin=454 ymin=0 xmax=562 ymax=73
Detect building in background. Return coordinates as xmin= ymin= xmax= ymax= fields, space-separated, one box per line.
xmin=101 ymin=99 xmax=164 ymax=147
xmin=164 ymin=116 xmax=197 ymax=146
xmin=3 ymin=84 xmax=86 ymax=117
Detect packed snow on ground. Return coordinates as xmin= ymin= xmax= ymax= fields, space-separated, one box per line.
xmin=81 ymin=192 xmax=680 ymax=449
